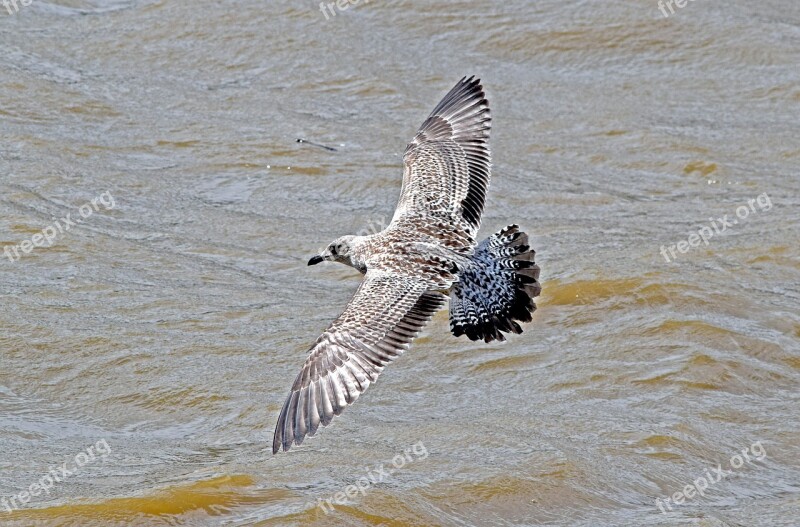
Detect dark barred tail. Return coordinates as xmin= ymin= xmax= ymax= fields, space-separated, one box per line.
xmin=449 ymin=225 xmax=541 ymax=343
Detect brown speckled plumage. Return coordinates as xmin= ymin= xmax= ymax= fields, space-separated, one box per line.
xmin=273 ymin=77 xmax=541 ymax=453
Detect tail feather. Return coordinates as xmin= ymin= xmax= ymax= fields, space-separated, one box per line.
xmin=449 ymin=225 xmax=541 ymax=343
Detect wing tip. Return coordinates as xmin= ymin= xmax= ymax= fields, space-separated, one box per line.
xmin=271 ymin=385 xmax=339 ymax=454
xmin=273 ymin=387 xmax=302 ymax=454
xmin=271 ymin=426 xmax=286 ymax=454
xmin=458 ymin=74 xmax=481 ymax=88
xmin=428 ymin=76 xmax=489 ymax=122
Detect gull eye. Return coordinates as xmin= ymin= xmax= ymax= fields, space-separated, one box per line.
xmin=329 ymin=245 xmax=337 ymax=256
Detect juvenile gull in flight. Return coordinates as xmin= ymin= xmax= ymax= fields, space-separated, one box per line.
xmin=273 ymin=77 xmax=541 ymax=453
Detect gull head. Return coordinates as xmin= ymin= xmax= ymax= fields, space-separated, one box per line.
xmin=308 ymin=235 xmax=359 ymax=267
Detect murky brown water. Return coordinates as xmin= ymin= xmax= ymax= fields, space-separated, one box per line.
xmin=1 ymin=0 xmax=799 ymax=525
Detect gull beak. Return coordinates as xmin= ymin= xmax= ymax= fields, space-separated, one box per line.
xmin=308 ymin=255 xmax=325 ymax=266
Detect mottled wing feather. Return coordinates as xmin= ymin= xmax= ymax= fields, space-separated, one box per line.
xmin=273 ymin=271 xmax=446 ymax=453
xmin=391 ymin=76 xmax=492 ymax=240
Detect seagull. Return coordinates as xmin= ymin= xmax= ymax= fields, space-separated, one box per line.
xmin=273 ymin=77 xmax=541 ymax=453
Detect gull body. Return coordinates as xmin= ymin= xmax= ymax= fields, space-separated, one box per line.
xmin=274 ymin=77 xmax=542 ymax=453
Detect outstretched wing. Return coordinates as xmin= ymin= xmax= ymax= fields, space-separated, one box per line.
xmin=273 ymin=270 xmax=446 ymax=453
xmin=391 ymin=76 xmax=492 ymax=240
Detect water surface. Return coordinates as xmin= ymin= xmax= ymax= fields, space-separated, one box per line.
xmin=1 ymin=0 xmax=799 ymax=525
